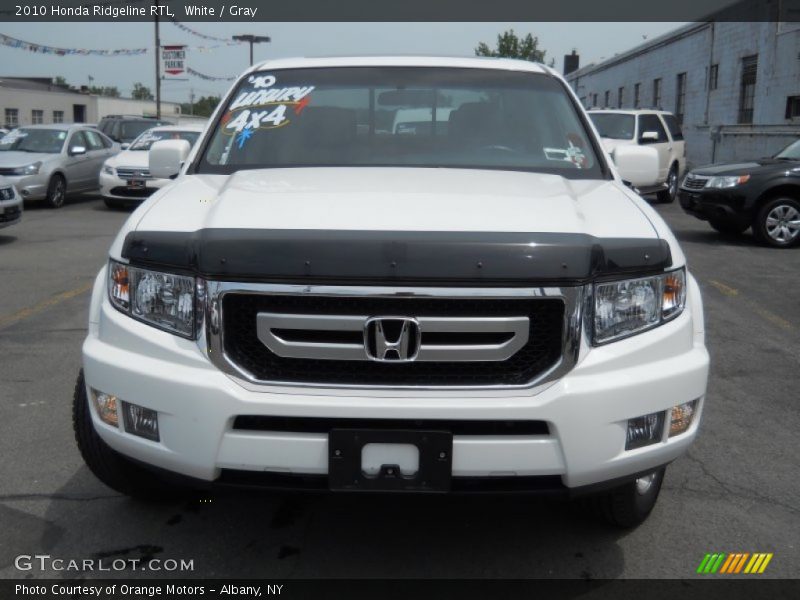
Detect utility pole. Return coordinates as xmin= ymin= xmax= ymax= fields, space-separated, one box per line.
xmin=154 ymin=3 xmax=161 ymax=118
xmin=189 ymin=88 xmax=194 ymax=116
xmin=232 ymin=34 xmax=271 ymax=66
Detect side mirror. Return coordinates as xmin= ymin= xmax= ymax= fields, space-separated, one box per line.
xmin=149 ymin=139 xmax=191 ymax=179
xmin=120 ymin=143 xmax=130 ymax=150
xmin=611 ymin=145 xmax=660 ymax=188
xmin=69 ymin=145 xmax=87 ymax=156
xmin=639 ymin=131 xmax=659 ymax=143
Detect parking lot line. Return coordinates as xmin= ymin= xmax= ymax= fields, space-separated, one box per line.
xmin=707 ymin=279 xmax=793 ymax=332
xmin=0 ymin=281 xmax=93 ymax=330
xmin=708 ymin=280 xmax=739 ymax=297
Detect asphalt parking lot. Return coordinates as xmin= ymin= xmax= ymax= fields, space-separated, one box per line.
xmin=0 ymin=194 xmax=798 ymax=580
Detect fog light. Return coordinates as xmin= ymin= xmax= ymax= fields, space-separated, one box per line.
xmin=121 ymin=401 xmax=159 ymax=442
xmin=626 ymin=411 xmax=665 ymax=450
xmin=670 ymin=400 xmax=698 ymax=437
xmin=91 ymin=390 xmax=119 ymax=427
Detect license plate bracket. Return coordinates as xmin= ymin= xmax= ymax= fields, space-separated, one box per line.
xmin=126 ymin=179 xmax=145 ymax=189
xmin=328 ymin=429 xmax=452 ymax=492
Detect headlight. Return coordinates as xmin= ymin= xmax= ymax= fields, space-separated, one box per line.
xmin=108 ymin=260 xmax=195 ymax=338
xmin=0 ymin=186 xmax=14 ymax=200
xmin=103 ymin=165 xmax=115 ymax=176
xmin=706 ymin=174 xmax=750 ymax=189
xmin=594 ymin=268 xmax=686 ymax=344
xmin=11 ymin=162 xmax=41 ymax=176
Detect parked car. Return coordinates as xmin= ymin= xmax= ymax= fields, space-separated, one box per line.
xmin=74 ymin=56 xmax=709 ymax=528
xmin=97 ymin=115 xmax=172 ymax=145
xmin=0 ymin=176 xmax=22 ymax=229
xmin=100 ymin=124 xmax=205 ymax=209
xmin=589 ymin=109 xmax=686 ymax=203
xmin=0 ymin=124 xmax=117 ymax=208
xmin=679 ymin=139 xmax=800 ymax=247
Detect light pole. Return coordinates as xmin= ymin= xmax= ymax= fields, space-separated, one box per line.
xmin=232 ymin=34 xmax=271 ymax=66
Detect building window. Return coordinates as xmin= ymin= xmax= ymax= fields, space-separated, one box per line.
xmin=31 ymin=109 xmax=44 ymax=125
xmin=738 ymin=54 xmax=758 ymax=124
xmin=4 ymin=108 xmax=18 ymax=128
xmin=634 ymin=83 xmax=640 ymax=108
xmin=786 ymin=96 xmax=800 ymax=119
xmin=604 ymin=90 xmax=610 ymax=107
xmin=617 ymin=86 xmax=624 ymax=108
xmin=653 ymin=78 xmax=662 ymax=108
xmin=53 ymin=110 xmax=64 ymax=123
xmin=709 ymin=64 xmax=719 ymax=90
xmin=592 ymin=93 xmax=598 ymax=107
xmin=675 ymin=72 xmax=687 ymax=125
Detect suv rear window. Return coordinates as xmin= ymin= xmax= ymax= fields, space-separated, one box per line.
xmin=661 ymin=114 xmax=684 ymax=141
xmin=197 ymin=67 xmax=606 ymax=179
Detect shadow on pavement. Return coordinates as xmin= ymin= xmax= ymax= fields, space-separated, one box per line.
xmin=37 ymin=466 xmax=629 ymax=580
xmin=0 ymin=234 xmax=18 ymax=246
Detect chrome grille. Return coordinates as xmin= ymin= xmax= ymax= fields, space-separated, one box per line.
xmin=116 ymin=166 xmax=152 ymax=180
xmin=201 ymin=283 xmax=586 ymax=390
xmin=682 ymin=174 xmax=710 ymax=191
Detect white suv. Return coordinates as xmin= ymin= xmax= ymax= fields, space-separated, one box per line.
xmin=74 ymin=57 xmax=709 ymax=528
xmin=589 ymin=109 xmax=686 ymax=203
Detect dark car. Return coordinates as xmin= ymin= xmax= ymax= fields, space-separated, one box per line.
xmin=97 ymin=115 xmax=172 ymax=146
xmin=679 ymin=139 xmax=800 ymax=248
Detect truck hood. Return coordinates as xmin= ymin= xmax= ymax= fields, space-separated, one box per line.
xmin=132 ymin=167 xmax=658 ymax=239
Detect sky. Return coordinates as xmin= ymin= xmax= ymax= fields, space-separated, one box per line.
xmin=0 ymin=22 xmax=685 ymax=103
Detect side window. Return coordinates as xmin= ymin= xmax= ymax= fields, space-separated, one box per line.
xmin=638 ymin=114 xmax=668 ymax=144
xmin=68 ymin=131 xmax=88 ymax=151
xmin=661 ymin=114 xmax=684 ymax=141
xmin=83 ymin=130 xmax=105 ymax=150
xmin=98 ymin=132 xmax=113 ymax=148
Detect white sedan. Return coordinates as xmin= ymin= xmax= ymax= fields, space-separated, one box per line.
xmin=100 ymin=124 xmax=205 ymax=209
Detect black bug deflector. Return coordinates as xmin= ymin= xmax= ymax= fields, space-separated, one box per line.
xmin=121 ymin=229 xmax=672 ymax=285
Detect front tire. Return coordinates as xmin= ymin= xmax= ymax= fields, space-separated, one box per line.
xmin=591 ymin=467 xmax=665 ymax=528
xmin=753 ymin=197 xmax=800 ymax=248
xmin=72 ymin=370 xmax=186 ymax=501
xmin=657 ymin=166 xmax=678 ymax=203
xmin=45 ymin=174 xmax=67 ymax=208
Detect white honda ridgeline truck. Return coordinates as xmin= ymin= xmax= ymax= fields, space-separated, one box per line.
xmin=74 ymin=57 xmax=709 ymax=527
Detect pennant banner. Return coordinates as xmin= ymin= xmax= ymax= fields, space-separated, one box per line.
xmin=186 ymin=67 xmax=237 ymax=82
xmin=0 ymin=32 xmax=147 ymax=56
xmin=172 ymin=21 xmax=241 ymax=45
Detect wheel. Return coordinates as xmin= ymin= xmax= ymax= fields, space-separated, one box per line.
xmin=709 ymin=219 xmax=749 ymax=235
xmin=104 ymin=198 xmax=124 ymax=210
xmin=72 ymin=370 xmax=186 ymax=501
xmin=591 ymin=467 xmax=665 ymax=528
xmin=753 ymin=197 xmax=800 ymax=248
xmin=657 ymin=165 xmax=678 ymax=203
xmin=44 ymin=174 xmax=67 ymax=208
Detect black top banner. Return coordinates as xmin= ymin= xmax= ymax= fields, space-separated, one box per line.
xmin=0 ymin=0 xmax=796 ymax=22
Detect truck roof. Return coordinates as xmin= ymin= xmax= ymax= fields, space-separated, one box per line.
xmin=247 ymin=55 xmax=552 ymax=76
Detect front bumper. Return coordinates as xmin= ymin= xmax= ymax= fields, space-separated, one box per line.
xmin=4 ymin=174 xmax=47 ymax=201
xmin=100 ymin=171 xmax=168 ymax=201
xmin=679 ymin=188 xmax=751 ymax=224
xmin=0 ymin=188 xmax=23 ymax=228
xmin=82 ymin=269 xmax=709 ymax=490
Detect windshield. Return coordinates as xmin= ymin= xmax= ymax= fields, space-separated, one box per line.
xmin=0 ymin=128 xmax=66 ymax=153
xmin=775 ymin=139 xmax=800 ymax=160
xmin=129 ymin=129 xmax=201 ymax=151
xmin=197 ymin=67 xmax=604 ymax=178
xmin=589 ymin=113 xmax=635 ymax=140
xmin=121 ymin=121 xmax=166 ymax=141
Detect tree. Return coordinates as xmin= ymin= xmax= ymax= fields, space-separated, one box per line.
xmin=131 ymin=82 xmax=154 ymax=101
xmin=89 ymin=86 xmax=121 ymax=98
xmin=53 ymin=76 xmax=69 ymax=87
xmin=475 ymin=29 xmax=555 ymax=67
xmin=180 ymin=95 xmax=221 ymax=118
